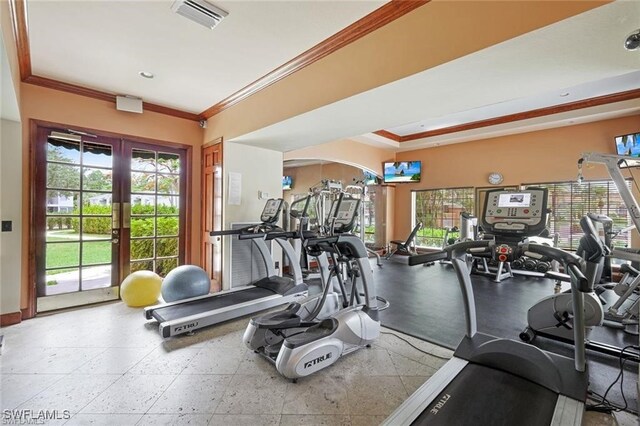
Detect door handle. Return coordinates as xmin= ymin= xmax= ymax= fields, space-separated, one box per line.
xmin=123 ymin=202 xmax=131 ymax=229
xmin=112 ymin=202 xmax=120 ymax=228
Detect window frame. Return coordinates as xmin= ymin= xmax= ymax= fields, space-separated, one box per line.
xmin=412 ymin=186 xmax=475 ymax=249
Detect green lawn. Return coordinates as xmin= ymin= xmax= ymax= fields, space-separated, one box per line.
xmin=47 ymin=239 xmax=111 ymax=272
xmin=47 ymin=230 xmax=109 ymax=241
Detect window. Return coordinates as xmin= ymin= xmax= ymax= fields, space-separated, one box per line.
xmin=362 ymin=188 xmax=376 ymax=244
xmin=413 ymin=188 xmax=474 ymax=248
xmin=525 ymin=181 xmax=632 ymax=250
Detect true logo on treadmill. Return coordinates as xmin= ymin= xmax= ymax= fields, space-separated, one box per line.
xmin=303 ymin=352 xmax=332 ymax=369
xmin=429 ymin=394 xmax=450 ymax=415
xmin=174 ymin=322 xmax=199 ymax=333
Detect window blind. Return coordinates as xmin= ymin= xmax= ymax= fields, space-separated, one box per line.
xmin=526 ymin=181 xmax=632 ymax=250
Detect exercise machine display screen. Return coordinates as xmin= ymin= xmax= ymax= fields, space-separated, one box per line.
xmin=497 ymin=193 xmax=531 ymax=208
xmin=261 ymin=199 xmax=284 ymax=224
xmin=329 ymin=197 xmax=360 ymax=233
xmin=483 ymin=188 xmax=548 ymax=237
xmin=335 ymin=199 xmax=359 ymax=224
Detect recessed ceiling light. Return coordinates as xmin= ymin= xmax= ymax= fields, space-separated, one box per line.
xmin=139 ymin=71 xmax=154 ymax=79
xmin=560 ymin=92 xmax=570 ymax=97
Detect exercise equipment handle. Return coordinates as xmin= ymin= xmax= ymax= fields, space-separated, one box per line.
xmin=238 ymin=232 xmax=267 ymax=240
xmin=408 ymin=251 xmax=448 ymax=265
xmin=521 ymin=243 xmax=588 ymax=292
xmin=210 ymin=229 xmax=241 ymax=236
xmin=566 ymin=264 xmax=588 ymax=292
xmin=265 ymin=231 xmax=297 ymax=240
xmin=408 ymin=240 xmax=491 ymax=266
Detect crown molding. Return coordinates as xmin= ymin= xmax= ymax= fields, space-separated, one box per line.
xmin=24 ymin=76 xmax=201 ymax=121
xmin=8 ymin=0 xmax=31 ymax=80
xmin=10 ymin=1 xmax=200 ymax=122
xmin=373 ymin=130 xmax=402 ymax=142
xmin=375 ymin=88 xmax=640 ymax=143
xmin=199 ymin=0 xmax=429 ymax=119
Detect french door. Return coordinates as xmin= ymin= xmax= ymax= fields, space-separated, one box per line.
xmin=34 ymin=126 xmax=187 ymax=312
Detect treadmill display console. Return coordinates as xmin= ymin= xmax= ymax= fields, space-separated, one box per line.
xmin=483 ymin=188 xmax=548 ymax=237
xmin=261 ymin=199 xmax=284 ymax=224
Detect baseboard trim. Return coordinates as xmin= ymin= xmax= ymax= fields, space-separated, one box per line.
xmin=0 ymin=311 xmax=22 ymax=326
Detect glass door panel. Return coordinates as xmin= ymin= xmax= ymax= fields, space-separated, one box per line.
xmin=38 ymin=132 xmax=119 ymax=305
xmin=126 ymin=145 xmax=185 ymax=277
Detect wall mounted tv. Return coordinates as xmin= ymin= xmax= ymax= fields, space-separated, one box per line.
xmin=614 ymin=132 xmax=640 ymax=167
xmin=383 ymin=161 xmax=421 ymax=183
xmin=282 ymin=176 xmax=293 ymax=190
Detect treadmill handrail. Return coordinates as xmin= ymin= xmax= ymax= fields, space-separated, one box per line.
xmin=239 ymin=230 xmax=297 ymax=241
xmin=408 ymin=240 xmax=492 ymax=266
xmin=210 ymin=223 xmax=281 ymax=237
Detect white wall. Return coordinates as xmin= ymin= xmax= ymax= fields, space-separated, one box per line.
xmin=222 ymin=141 xmax=283 ymax=289
xmin=0 ymin=118 xmax=22 ymax=315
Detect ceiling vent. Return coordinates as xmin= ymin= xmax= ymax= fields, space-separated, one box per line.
xmin=171 ymin=0 xmax=228 ymax=29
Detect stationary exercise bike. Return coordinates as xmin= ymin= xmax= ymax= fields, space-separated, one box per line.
xmin=243 ymin=194 xmax=381 ymax=381
xmin=587 ymin=212 xmax=640 ymax=335
xmin=519 ymin=214 xmax=639 ymax=361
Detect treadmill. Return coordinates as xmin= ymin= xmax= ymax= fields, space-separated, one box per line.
xmin=384 ymin=188 xmax=590 ymax=426
xmin=144 ymin=199 xmax=308 ymax=338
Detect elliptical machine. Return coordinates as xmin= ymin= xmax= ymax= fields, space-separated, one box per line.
xmin=243 ymin=194 xmax=381 ymax=381
xmin=242 ymin=194 xmax=354 ymax=355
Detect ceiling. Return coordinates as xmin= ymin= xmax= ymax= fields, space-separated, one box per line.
xmin=27 ymin=0 xmax=386 ymax=114
xmin=11 ymin=1 xmax=640 ymax=153
xmin=232 ymin=0 xmax=640 ymax=152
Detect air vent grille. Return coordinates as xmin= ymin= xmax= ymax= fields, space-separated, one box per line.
xmin=171 ymin=0 xmax=228 ymax=29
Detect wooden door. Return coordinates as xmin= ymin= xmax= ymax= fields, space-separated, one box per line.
xmin=202 ymin=142 xmax=223 ymax=292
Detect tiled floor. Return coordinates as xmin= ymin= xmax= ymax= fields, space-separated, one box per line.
xmin=0 ymin=301 xmax=637 ymax=425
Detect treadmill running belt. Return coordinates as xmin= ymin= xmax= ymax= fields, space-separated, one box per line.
xmin=411 ymin=363 xmax=558 ymax=426
xmin=151 ymin=287 xmax=275 ymax=322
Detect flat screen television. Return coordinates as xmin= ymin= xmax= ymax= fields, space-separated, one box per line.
xmin=614 ymin=132 xmax=640 ymax=167
xmin=282 ymin=175 xmax=293 ymax=190
xmin=383 ymin=161 xmax=421 ymax=183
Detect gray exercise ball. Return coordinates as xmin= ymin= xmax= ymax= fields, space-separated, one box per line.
xmin=161 ymin=265 xmax=210 ymax=302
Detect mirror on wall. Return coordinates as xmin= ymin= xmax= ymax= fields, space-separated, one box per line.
xmin=283 ymin=159 xmax=384 ymax=249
